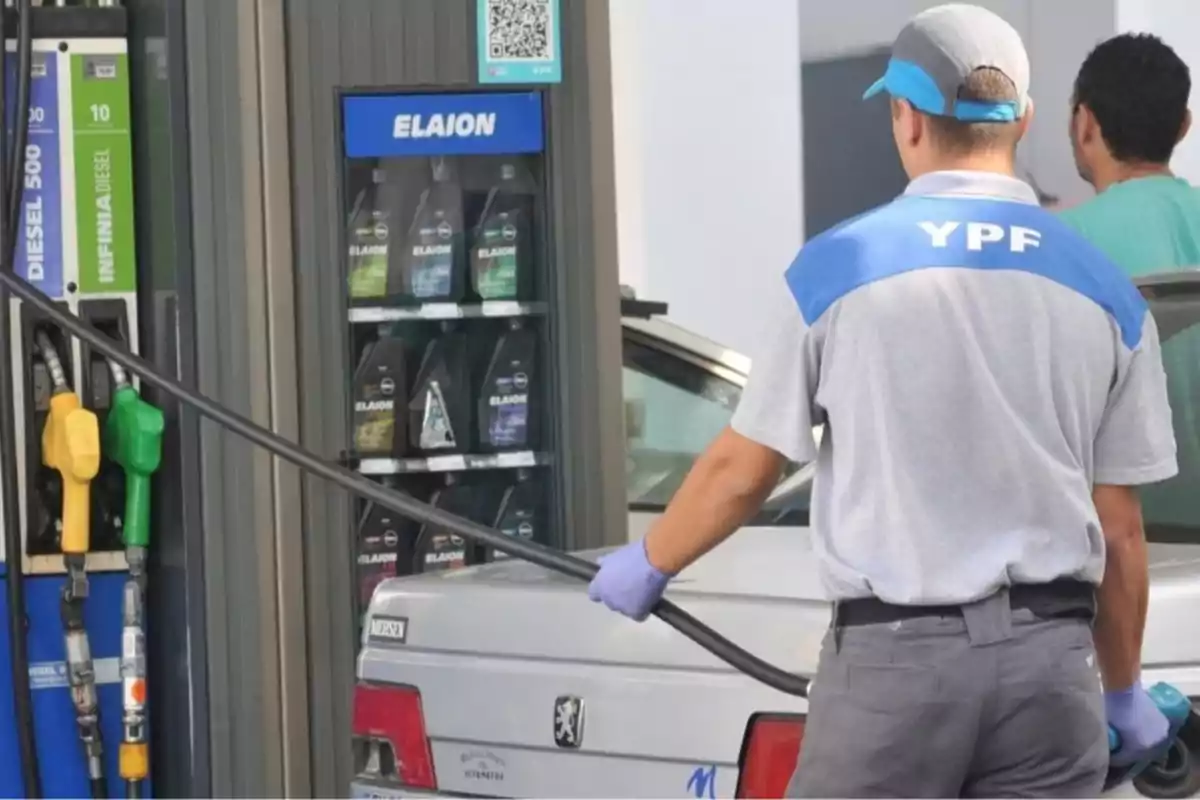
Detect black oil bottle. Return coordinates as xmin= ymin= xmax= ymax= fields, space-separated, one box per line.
xmin=351 ymin=333 xmax=408 ymax=458
xmin=413 ymin=476 xmax=501 ymax=574
xmin=402 ymin=156 xmax=466 ymax=302
xmin=346 ymin=168 xmax=394 ymax=301
xmin=354 ymin=478 xmax=419 ymax=612
xmin=487 ymin=471 xmax=544 ymax=562
xmin=408 ymin=323 xmax=472 ymax=454
xmin=470 ymin=162 xmax=533 ymax=300
xmin=478 ymin=320 xmax=539 ymax=451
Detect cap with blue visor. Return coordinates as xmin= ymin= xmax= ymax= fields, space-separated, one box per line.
xmin=863 ymin=3 xmax=1031 ymax=123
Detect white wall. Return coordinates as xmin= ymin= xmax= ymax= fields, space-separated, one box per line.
xmin=1023 ymin=2 xmax=1116 ymax=208
xmin=1115 ymin=0 xmax=1200 ymax=183
xmin=609 ymin=0 xmax=803 ymax=357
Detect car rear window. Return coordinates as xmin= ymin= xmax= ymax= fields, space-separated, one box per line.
xmin=1141 ymin=284 xmax=1199 ymax=544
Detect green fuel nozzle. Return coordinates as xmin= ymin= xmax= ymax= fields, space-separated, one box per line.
xmin=104 ymin=365 xmax=162 ymax=795
xmin=104 ymin=375 xmax=164 ymax=550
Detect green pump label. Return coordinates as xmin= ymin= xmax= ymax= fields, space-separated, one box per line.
xmin=72 ymin=53 xmax=136 ymax=294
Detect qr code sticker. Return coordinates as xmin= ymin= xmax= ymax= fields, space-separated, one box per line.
xmin=486 ymin=0 xmax=553 ymax=61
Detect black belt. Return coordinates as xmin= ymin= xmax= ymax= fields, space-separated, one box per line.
xmin=835 ymin=580 xmax=1096 ymax=628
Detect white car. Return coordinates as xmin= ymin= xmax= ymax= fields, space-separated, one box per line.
xmin=352 ymin=272 xmax=1200 ymax=799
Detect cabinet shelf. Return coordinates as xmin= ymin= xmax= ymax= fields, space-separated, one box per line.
xmin=348 ymin=301 xmax=548 ymax=324
xmin=356 ymin=450 xmax=551 ymax=476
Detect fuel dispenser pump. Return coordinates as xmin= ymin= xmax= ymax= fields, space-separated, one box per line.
xmin=0 ymin=1 xmax=147 ymax=796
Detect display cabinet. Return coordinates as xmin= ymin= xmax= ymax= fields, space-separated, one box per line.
xmin=339 ymin=90 xmax=559 ymax=622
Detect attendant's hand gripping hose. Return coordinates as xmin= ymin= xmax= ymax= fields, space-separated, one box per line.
xmin=0 ymin=265 xmax=812 ymax=699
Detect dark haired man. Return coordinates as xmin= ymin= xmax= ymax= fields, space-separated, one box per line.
xmin=1061 ymin=32 xmax=1199 ymax=271
xmin=586 ymin=4 xmax=1176 ymax=796
xmin=1062 ymin=35 xmax=1200 ymax=771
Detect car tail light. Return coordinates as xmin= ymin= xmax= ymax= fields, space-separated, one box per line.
xmin=352 ymin=682 xmax=437 ymax=790
xmin=735 ymin=713 xmax=805 ymax=798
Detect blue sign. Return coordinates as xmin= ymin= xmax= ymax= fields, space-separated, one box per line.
xmin=476 ymin=0 xmax=562 ymax=85
xmin=6 ymin=52 xmax=63 ymax=298
xmin=342 ymin=91 xmax=544 ymax=158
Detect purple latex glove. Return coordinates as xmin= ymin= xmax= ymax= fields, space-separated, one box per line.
xmin=587 ymin=539 xmax=671 ymax=622
xmin=1107 ymin=684 xmax=1170 ymax=765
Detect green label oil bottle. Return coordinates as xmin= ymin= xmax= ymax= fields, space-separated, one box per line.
xmin=470 ymin=163 xmax=533 ymax=300
xmin=346 ymin=169 xmax=393 ymax=301
xmin=488 ymin=472 xmax=544 ymax=562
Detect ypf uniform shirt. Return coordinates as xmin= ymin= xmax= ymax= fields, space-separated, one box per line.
xmin=732 ymin=171 xmax=1178 ymax=605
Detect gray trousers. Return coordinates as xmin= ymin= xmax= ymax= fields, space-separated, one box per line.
xmin=787 ymin=590 xmax=1109 ymax=798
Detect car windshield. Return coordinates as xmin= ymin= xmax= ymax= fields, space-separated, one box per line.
xmin=622 ymin=327 xmax=806 ymax=523
xmin=624 ymin=334 xmax=744 ymax=509
xmin=623 ymin=282 xmax=1200 ymax=542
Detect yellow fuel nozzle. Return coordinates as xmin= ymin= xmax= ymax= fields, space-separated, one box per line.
xmin=37 ymin=333 xmax=101 ymax=557
xmin=43 ymin=391 xmax=101 ymax=556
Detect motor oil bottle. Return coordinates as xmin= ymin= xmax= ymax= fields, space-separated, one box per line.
xmin=354 ymin=478 xmax=419 ymax=611
xmin=351 ymin=333 xmax=407 ymax=458
xmin=470 ymin=162 xmax=533 ymax=300
xmin=487 ymin=471 xmax=544 ymax=562
xmin=402 ymin=157 xmax=466 ymax=302
xmin=413 ymin=477 xmax=501 ymax=574
xmin=478 ymin=320 xmax=539 ymax=451
xmin=408 ymin=324 xmax=471 ymax=453
xmin=346 ymin=168 xmax=394 ymax=301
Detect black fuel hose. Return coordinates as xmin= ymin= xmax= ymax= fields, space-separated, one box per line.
xmin=7 ymin=0 xmax=31 ymax=239
xmin=0 ymin=264 xmax=812 ymax=699
xmin=0 ymin=0 xmax=42 ymax=794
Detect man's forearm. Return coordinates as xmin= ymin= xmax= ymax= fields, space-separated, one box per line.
xmin=644 ymin=429 xmax=784 ymax=575
xmin=1094 ymin=519 xmax=1150 ymax=691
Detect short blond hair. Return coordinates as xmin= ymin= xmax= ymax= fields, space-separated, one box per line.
xmin=923 ymin=68 xmax=1022 ymax=154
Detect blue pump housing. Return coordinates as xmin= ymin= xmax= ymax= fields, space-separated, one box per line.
xmin=1105 ymin=681 xmax=1192 ymax=791
xmin=0 ymin=570 xmax=140 ymax=799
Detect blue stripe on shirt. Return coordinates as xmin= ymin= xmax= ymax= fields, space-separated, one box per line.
xmin=785 ymin=195 xmax=1148 ymax=350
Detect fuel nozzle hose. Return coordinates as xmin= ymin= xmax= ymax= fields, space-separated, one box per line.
xmin=36 ymin=330 xmax=107 ymax=798
xmin=103 ymin=358 xmax=162 ymax=798
xmin=0 ymin=264 xmax=813 ymax=700
xmin=0 ymin=0 xmax=42 ymax=794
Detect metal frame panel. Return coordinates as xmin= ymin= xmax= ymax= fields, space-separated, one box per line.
xmin=181 ymin=3 xmax=280 ymax=793
xmin=282 ymin=0 xmax=623 ymax=792
xmin=124 ymin=0 xmax=212 ymax=795
xmin=252 ymin=0 xmax=311 ymax=793
xmin=547 ymin=0 xmax=626 ymax=552
xmin=176 ymin=0 xmax=304 ymax=793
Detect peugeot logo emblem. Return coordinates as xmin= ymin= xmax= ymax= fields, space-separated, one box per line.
xmin=553 ymin=695 xmax=584 ymax=749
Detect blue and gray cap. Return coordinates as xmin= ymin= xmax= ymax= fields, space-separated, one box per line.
xmin=863 ymin=3 xmax=1030 ymax=122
